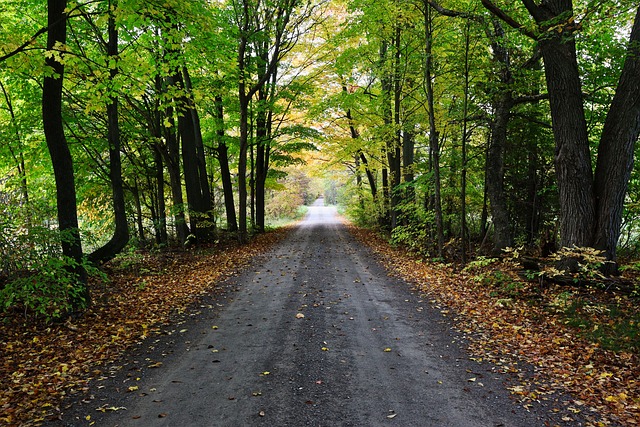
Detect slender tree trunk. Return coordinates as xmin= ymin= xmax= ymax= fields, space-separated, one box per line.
xmin=153 ymin=143 xmax=168 ymax=244
xmin=132 ymin=179 xmax=145 ymax=244
xmin=344 ymin=92 xmax=378 ymax=200
xmin=182 ymin=67 xmax=212 ymax=215
xmin=163 ymin=105 xmax=189 ymax=244
xmin=43 ymin=0 xmax=88 ymax=307
xmin=483 ymin=20 xmax=514 ymax=254
xmin=0 ymin=81 xmax=29 ymax=211
xmin=486 ymin=92 xmax=514 ymax=253
xmin=237 ymin=0 xmax=250 ymax=243
xmin=255 ymin=87 xmax=268 ymax=232
xmin=89 ymin=0 xmax=129 ymax=264
xmin=175 ymin=72 xmax=207 ymax=241
xmin=214 ymin=96 xmax=238 ymax=232
xmin=424 ymin=2 xmax=444 ymax=258
xmin=460 ymin=20 xmax=471 ymax=265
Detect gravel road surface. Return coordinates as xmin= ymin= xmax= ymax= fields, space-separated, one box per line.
xmin=57 ymin=201 xmax=577 ymax=426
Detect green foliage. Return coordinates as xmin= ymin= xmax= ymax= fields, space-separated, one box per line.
xmin=0 ymin=255 xmax=103 ymax=322
xmin=463 ymin=256 xmax=500 ymax=272
xmin=549 ymin=246 xmax=610 ymax=284
xmin=560 ymin=297 xmax=640 ymax=354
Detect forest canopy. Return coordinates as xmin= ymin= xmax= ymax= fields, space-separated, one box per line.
xmin=1 ymin=0 xmax=639 ymax=320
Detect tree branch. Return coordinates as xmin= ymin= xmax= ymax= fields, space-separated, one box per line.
xmin=480 ymin=0 xmax=537 ymax=39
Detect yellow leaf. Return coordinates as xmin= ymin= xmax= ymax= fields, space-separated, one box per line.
xmin=128 ymin=386 xmax=139 ymax=392
xmin=383 ymin=348 xmax=392 ymax=352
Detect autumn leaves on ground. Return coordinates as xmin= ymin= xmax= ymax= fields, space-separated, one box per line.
xmin=1 ymin=224 xmax=639 ymax=427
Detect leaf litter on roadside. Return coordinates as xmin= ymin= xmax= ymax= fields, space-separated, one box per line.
xmin=0 ymin=228 xmax=290 ymax=426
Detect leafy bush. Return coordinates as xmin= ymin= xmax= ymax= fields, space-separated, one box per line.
xmin=0 ymin=255 xmax=103 ymax=322
xmin=0 ymin=224 xmax=105 ymax=322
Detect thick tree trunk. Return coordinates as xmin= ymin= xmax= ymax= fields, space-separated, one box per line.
xmin=484 ymin=1 xmax=639 ymax=274
xmin=89 ymin=1 xmax=129 ymax=264
xmin=592 ymin=6 xmax=640 ymax=269
xmin=523 ymin=1 xmax=595 ymax=248
xmin=43 ymin=0 xmax=88 ymax=307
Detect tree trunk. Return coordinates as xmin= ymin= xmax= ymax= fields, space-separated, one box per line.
xmin=214 ymin=96 xmax=237 ymax=232
xmin=592 ymin=6 xmax=640 ymax=270
xmin=89 ymin=0 xmax=129 ymax=264
xmin=43 ymin=0 xmax=88 ymax=308
xmin=424 ymin=2 xmax=444 ymax=258
xmin=460 ymin=20 xmax=472 ymax=265
xmin=153 ymin=143 xmax=168 ymax=244
xmin=163 ymin=105 xmax=189 ymax=244
xmin=484 ymin=20 xmax=514 ymax=254
xmin=0 ymin=81 xmax=29 ymax=213
xmin=486 ymin=91 xmax=514 ymax=253
xmin=132 ymin=179 xmax=145 ymax=244
xmin=526 ymin=1 xmax=595 ymax=248
xmin=483 ymin=1 xmax=639 ymax=274
xmin=175 ymin=72 xmax=207 ymax=241
xmin=255 ymin=87 xmax=268 ymax=233
xmin=182 ymin=67 xmax=212 ymax=216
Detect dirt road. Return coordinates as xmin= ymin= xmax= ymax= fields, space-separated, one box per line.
xmin=61 ymin=202 xmax=572 ymax=426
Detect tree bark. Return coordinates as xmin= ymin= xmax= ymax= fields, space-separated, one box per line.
xmin=43 ymin=0 xmax=88 ymax=307
xmin=214 ymin=96 xmax=238 ymax=232
xmin=89 ymin=0 xmax=129 ymax=264
xmin=255 ymin=86 xmax=268 ymax=233
xmin=483 ymin=0 xmax=640 ymax=273
xmin=539 ymin=18 xmax=595 ymax=248
xmin=484 ymin=20 xmax=514 ymax=254
xmin=592 ymin=6 xmax=640 ymax=269
xmin=153 ymin=143 xmax=168 ymax=244
xmin=175 ymin=72 xmax=209 ymax=241
xmin=163 ymin=102 xmax=189 ymax=244
xmin=424 ymin=2 xmax=444 ymax=258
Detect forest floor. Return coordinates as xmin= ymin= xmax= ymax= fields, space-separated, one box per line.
xmin=0 ymin=205 xmax=638 ymax=426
